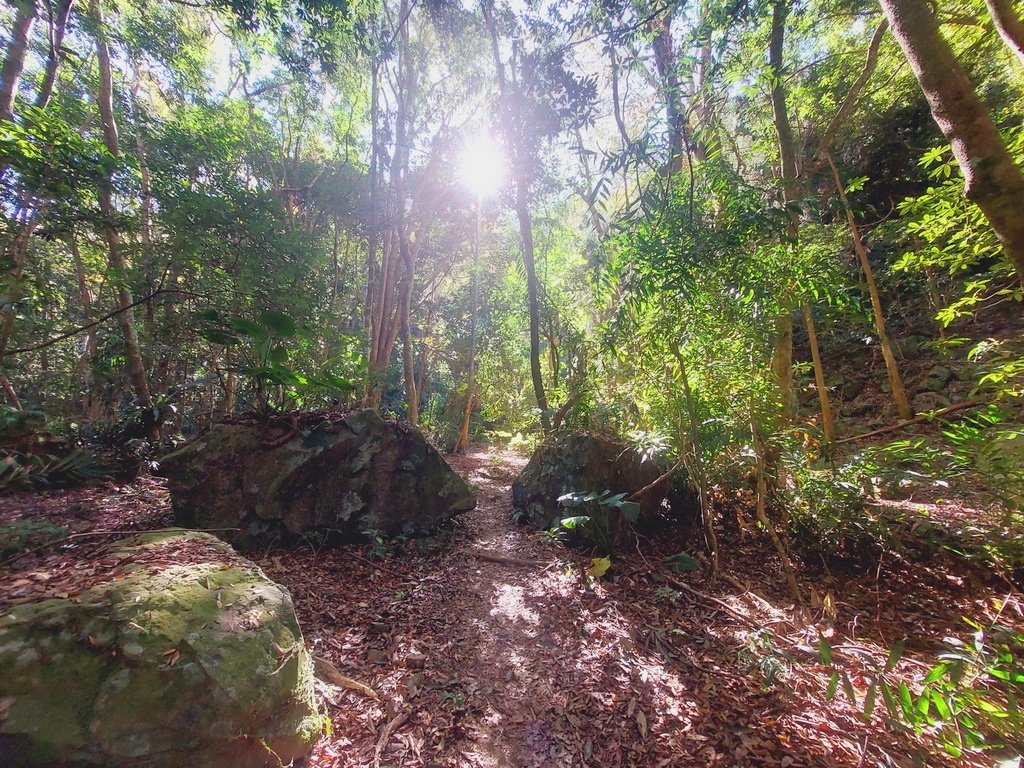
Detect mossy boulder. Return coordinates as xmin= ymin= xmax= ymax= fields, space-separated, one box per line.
xmin=511 ymin=432 xmax=666 ymax=530
xmin=0 ymin=530 xmax=321 ymax=768
xmin=161 ymin=409 xmax=475 ymax=549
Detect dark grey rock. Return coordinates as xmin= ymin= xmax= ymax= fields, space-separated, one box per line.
xmin=511 ymin=432 xmax=665 ymax=530
xmin=161 ymin=410 xmax=475 ymax=548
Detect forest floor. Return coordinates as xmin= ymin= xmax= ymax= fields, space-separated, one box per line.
xmin=1 ymin=445 xmax=1018 ymax=767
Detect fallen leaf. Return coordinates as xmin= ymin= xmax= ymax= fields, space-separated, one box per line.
xmin=636 ymin=709 xmax=648 ymax=739
xmin=586 ymin=556 xmax=611 ymax=579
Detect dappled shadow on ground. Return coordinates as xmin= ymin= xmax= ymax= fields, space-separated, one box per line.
xmin=255 ymin=446 xmax=1013 ymax=767
xmin=3 ymin=448 xmax=1008 ymax=766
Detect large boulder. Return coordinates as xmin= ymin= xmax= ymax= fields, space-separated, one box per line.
xmin=161 ymin=409 xmax=475 ymax=548
xmin=511 ymin=432 xmax=666 ymax=530
xmin=0 ymin=530 xmax=321 ymax=768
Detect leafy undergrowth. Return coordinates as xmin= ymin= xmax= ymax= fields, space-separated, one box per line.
xmin=1 ymin=449 xmax=1018 ymax=766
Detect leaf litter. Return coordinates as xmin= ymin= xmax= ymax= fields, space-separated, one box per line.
xmin=1 ymin=449 xmax=1017 ymax=766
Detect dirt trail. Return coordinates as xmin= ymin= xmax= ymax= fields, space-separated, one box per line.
xmin=262 ymin=446 xmax=886 ymax=768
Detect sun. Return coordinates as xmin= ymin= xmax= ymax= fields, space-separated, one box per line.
xmin=458 ymin=134 xmax=507 ymax=199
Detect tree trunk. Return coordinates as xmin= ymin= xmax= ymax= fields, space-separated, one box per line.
xmin=400 ymin=272 xmax=418 ymax=424
xmin=482 ymin=0 xmax=550 ymax=431
xmin=650 ymin=12 xmax=684 ymax=175
xmin=878 ymin=0 xmax=1024 ymax=283
xmin=90 ymin=0 xmax=156 ymax=438
xmin=670 ymin=341 xmax=717 ymax=571
xmin=515 ymin=175 xmax=551 ymax=431
xmin=0 ymin=0 xmax=36 ymax=122
xmin=801 ymin=303 xmax=835 ymax=447
xmin=69 ymin=230 xmax=100 ymax=419
xmin=770 ymin=314 xmax=795 ymax=421
xmin=769 ymin=0 xmax=799 ymax=422
xmin=35 ymin=0 xmax=74 ymax=110
xmin=454 ymin=206 xmax=480 ymax=454
xmin=827 ymin=154 xmax=913 ymax=420
xmin=985 ymin=0 xmax=1024 ymax=66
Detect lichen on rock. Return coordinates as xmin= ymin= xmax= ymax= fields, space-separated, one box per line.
xmin=0 ymin=530 xmax=321 ymax=768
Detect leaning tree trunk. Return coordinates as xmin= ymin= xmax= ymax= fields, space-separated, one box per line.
xmin=801 ymin=303 xmax=836 ymax=447
xmin=985 ymin=0 xmax=1024 ymax=67
xmin=877 ymin=0 xmax=1024 ymax=284
xmin=828 ymin=155 xmax=913 ymax=420
xmin=90 ymin=0 xmax=156 ymax=438
xmin=454 ymin=207 xmax=480 ymax=454
xmin=0 ymin=0 xmax=36 ymax=122
xmin=35 ymin=0 xmax=75 ymax=110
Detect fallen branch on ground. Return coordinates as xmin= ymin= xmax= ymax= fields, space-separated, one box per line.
xmin=373 ymin=709 xmax=411 ymax=767
xmin=836 ymin=399 xmax=984 ymax=443
xmin=314 ymin=656 xmax=380 ymax=701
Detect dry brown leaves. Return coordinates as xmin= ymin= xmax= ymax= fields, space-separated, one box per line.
xmin=2 ymin=449 xmax=1015 ymax=767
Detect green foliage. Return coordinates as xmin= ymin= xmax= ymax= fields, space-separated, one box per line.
xmin=664 ymin=551 xmax=700 ymax=574
xmin=554 ymin=489 xmax=641 ymax=555
xmin=0 ymin=448 xmax=111 ymax=492
xmin=198 ymin=308 xmax=361 ymax=414
xmin=890 ymin=131 xmax=1024 ymax=325
xmin=819 ymin=622 xmax=1024 ymax=761
xmin=941 ymin=406 xmax=1024 ymax=520
xmin=739 ymin=628 xmax=792 ymax=689
xmin=0 ymin=519 xmax=70 ymax=560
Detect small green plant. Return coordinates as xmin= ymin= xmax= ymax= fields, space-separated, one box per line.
xmin=440 ymin=689 xmax=466 ymax=707
xmin=555 ymin=489 xmax=641 ymax=554
xmin=0 ymin=448 xmax=110 ymax=492
xmin=739 ymin=628 xmax=792 ymax=689
xmin=361 ymin=528 xmax=388 ymax=560
xmin=818 ymin=620 xmax=1024 ymax=760
xmin=654 ymin=586 xmax=681 ymax=601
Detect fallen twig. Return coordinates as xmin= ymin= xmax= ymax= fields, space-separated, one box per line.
xmin=836 ymin=399 xmax=984 ymax=443
xmin=373 ymin=709 xmax=411 ymax=767
xmin=349 ymin=552 xmax=410 ymax=579
xmin=628 ymin=458 xmax=684 ymax=501
xmin=314 ymin=655 xmax=380 ymax=701
xmin=662 ymin=574 xmax=758 ymax=625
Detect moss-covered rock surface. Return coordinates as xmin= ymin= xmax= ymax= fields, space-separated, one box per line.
xmin=0 ymin=529 xmax=321 ymax=768
xmin=161 ymin=409 xmax=476 ymax=548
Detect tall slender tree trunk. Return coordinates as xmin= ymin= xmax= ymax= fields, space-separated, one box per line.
xmin=650 ymin=12 xmax=684 ymax=175
xmin=801 ymin=303 xmax=835 ymax=447
xmin=670 ymin=341 xmax=717 ymax=571
xmin=515 ymin=176 xmax=551 ymax=431
xmin=827 ymin=155 xmax=913 ymax=420
xmin=363 ymin=59 xmax=380 ymax=404
xmin=482 ymin=0 xmax=549 ymax=430
xmin=400 ymin=271 xmax=418 ymax=424
xmin=90 ymin=0 xmax=155 ymax=437
xmin=454 ymin=205 xmax=480 ymax=454
xmin=769 ymin=0 xmax=799 ymax=423
xmin=0 ymin=0 xmax=36 ymax=122
xmin=878 ymin=0 xmax=1024 ymax=283
xmin=985 ymin=0 xmax=1024 ymax=66
xmin=35 ymin=0 xmax=74 ymax=110
xmin=69 ymin=230 xmax=100 ymax=418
